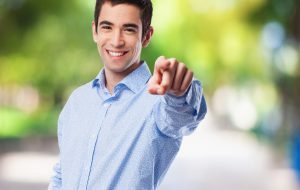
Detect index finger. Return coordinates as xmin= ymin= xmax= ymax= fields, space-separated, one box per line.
xmin=154 ymin=56 xmax=170 ymax=74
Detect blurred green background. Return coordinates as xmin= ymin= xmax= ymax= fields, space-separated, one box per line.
xmin=0 ymin=0 xmax=300 ymax=189
xmin=1 ymin=0 xmax=299 ymax=144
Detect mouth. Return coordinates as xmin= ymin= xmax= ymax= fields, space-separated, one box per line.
xmin=106 ymin=50 xmax=128 ymax=57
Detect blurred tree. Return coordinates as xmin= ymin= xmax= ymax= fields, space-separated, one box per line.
xmin=0 ymin=0 xmax=98 ymax=104
xmin=246 ymin=2 xmax=300 ymax=185
xmin=0 ymin=0 xmax=100 ymax=136
xmin=151 ymin=0 xmax=270 ymax=94
xmin=249 ymin=0 xmax=300 ymax=148
xmin=1 ymin=0 xmax=298 ymax=140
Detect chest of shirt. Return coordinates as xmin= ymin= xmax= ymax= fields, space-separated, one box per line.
xmin=61 ymin=89 xmax=160 ymax=156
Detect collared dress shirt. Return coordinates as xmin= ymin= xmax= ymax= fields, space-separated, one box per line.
xmin=48 ymin=62 xmax=206 ymax=190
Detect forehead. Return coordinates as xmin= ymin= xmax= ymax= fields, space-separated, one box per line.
xmin=99 ymin=2 xmax=142 ymax=26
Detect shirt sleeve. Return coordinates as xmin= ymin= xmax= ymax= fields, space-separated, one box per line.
xmin=154 ymin=79 xmax=207 ymax=138
xmin=48 ymin=94 xmax=73 ymax=190
xmin=48 ymin=162 xmax=62 ymax=190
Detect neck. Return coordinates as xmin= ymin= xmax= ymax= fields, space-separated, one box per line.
xmin=104 ymin=62 xmax=142 ymax=94
xmin=104 ymin=72 xmax=122 ymax=94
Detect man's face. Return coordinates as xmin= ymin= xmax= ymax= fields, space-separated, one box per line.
xmin=92 ymin=2 xmax=152 ymax=79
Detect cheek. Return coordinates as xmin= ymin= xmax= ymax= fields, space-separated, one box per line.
xmin=96 ymin=38 xmax=105 ymax=51
xmin=95 ymin=34 xmax=107 ymax=46
xmin=96 ymin=42 xmax=106 ymax=58
xmin=133 ymin=39 xmax=142 ymax=52
xmin=135 ymin=43 xmax=142 ymax=54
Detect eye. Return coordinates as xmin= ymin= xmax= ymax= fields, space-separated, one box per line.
xmin=124 ymin=27 xmax=137 ymax=34
xmin=100 ymin=25 xmax=112 ymax=31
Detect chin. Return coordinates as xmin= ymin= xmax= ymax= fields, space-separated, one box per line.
xmin=105 ymin=65 xmax=128 ymax=72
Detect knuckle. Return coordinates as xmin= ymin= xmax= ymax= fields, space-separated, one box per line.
xmin=185 ymin=69 xmax=192 ymax=76
xmin=188 ymin=70 xmax=194 ymax=76
xmin=180 ymin=86 xmax=187 ymax=92
xmin=158 ymin=55 xmax=166 ymax=61
xmin=162 ymin=82 xmax=168 ymax=87
xmin=168 ymin=58 xmax=178 ymax=66
xmin=178 ymin=62 xmax=186 ymax=69
xmin=168 ymin=58 xmax=176 ymax=62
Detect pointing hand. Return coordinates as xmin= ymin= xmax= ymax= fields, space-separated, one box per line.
xmin=148 ymin=56 xmax=193 ymax=96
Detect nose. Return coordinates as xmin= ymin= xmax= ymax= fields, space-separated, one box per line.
xmin=110 ymin=30 xmax=125 ymax=48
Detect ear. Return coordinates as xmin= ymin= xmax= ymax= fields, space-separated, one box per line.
xmin=142 ymin=26 xmax=154 ymax=48
xmin=92 ymin=21 xmax=98 ymax=43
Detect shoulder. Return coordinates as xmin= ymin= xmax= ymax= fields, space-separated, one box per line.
xmin=70 ymin=81 xmax=94 ymax=99
xmin=63 ymin=80 xmax=96 ymax=108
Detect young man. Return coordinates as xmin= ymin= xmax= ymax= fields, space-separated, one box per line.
xmin=48 ymin=0 xmax=206 ymax=189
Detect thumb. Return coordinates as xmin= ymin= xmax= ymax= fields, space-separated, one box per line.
xmin=148 ymin=56 xmax=169 ymax=95
xmin=148 ymin=76 xmax=162 ymax=94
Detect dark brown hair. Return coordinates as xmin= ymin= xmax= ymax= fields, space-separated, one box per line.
xmin=94 ymin=0 xmax=153 ymax=37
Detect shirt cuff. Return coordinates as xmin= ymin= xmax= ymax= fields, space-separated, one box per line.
xmin=161 ymin=79 xmax=204 ymax=116
xmin=162 ymin=86 xmax=190 ymax=106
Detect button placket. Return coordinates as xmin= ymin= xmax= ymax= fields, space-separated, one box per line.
xmin=80 ymin=102 xmax=112 ymax=189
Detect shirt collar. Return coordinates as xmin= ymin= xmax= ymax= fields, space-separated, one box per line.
xmin=119 ymin=62 xmax=151 ymax=93
xmin=92 ymin=61 xmax=152 ymax=94
xmin=92 ymin=68 xmax=106 ymax=90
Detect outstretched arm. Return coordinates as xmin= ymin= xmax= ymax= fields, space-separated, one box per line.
xmin=148 ymin=56 xmax=207 ymax=138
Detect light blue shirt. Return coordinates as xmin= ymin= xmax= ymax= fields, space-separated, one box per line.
xmin=48 ymin=62 xmax=206 ymax=190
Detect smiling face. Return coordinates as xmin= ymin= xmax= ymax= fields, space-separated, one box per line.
xmin=92 ymin=2 xmax=153 ymax=82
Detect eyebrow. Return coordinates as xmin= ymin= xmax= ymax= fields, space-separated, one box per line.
xmin=123 ymin=23 xmax=139 ymax=29
xmin=99 ymin=20 xmax=139 ymax=29
xmin=99 ymin=21 xmax=113 ymax=26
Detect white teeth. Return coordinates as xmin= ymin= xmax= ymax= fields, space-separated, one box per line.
xmin=108 ymin=51 xmax=125 ymax=57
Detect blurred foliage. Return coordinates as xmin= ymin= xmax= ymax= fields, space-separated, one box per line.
xmin=0 ymin=0 xmax=299 ymax=139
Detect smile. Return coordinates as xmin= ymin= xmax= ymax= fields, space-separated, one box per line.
xmin=107 ymin=50 xmax=128 ymax=57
